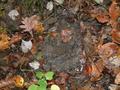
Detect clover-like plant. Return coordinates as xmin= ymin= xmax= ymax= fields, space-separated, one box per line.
xmin=28 ymin=71 xmax=54 ymax=90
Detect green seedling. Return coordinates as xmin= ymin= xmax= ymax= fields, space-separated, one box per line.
xmin=28 ymin=71 xmax=54 ymax=90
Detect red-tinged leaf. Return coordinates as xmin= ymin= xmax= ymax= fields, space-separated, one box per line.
xmin=96 ymin=14 xmax=109 ymax=23
xmin=50 ymin=31 xmax=58 ymax=39
xmin=98 ymin=42 xmax=119 ymax=59
xmin=109 ymin=1 xmax=120 ymax=21
xmin=111 ymin=29 xmax=120 ymax=44
xmin=55 ymin=72 xmax=69 ymax=85
xmin=84 ymin=60 xmax=104 ymax=81
xmin=90 ymin=7 xmax=109 ymax=23
xmin=61 ymin=29 xmax=72 ymax=43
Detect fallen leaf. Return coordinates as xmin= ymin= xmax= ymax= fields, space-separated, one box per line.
xmin=21 ymin=40 xmax=32 ymax=53
xmin=61 ymin=29 xmax=72 ymax=43
xmin=20 ymin=15 xmax=39 ymax=32
xmin=90 ymin=7 xmax=109 ymax=23
xmin=98 ymin=42 xmax=119 ymax=59
xmin=115 ymin=72 xmax=120 ymax=84
xmin=84 ymin=60 xmax=104 ymax=81
xmin=55 ymin=72 xmax=69 ymax=85
xmin=111 ymin=29 xmax=120 ymax=44
xmin=109 ymin=1 xmax=120 ymax=21
xmin=13 ymin=75 xmax=24 ymax=87
xmin=108 ymin=55 xmax=120 ymax=67
xmin=8 ymin=9 xmax=19 ymax=20
xmin=96 ymin=14 xmax=109 ymax=23
xmin=34 ymin=22 xmax=44 ymax=33
xmin=46 ymin=1 xmax=54 ymax=11
xmin=109 ymin=84 xmax=120 ymax=90
xmin=0 ymin=33 xmax=10 ymax=51
xmin=29 ymin=61 xmax=40 ymax=70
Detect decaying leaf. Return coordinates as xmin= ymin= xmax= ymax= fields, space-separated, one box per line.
xmin=115 ymin=72 xmax=120 ymax=84
xmin=0 ymin=75 xmax=24 ymax=89
xmin=108 ymin=55 xmax=120 ymax=67
xmin=109 ymin=1 xmax=120 ymax=21
xmin=55 ymin=72 xmax=69 ymax=85
xmin=84 ymin=60 xmax=104 ymax=81
xmin=90 ymin=7 xmax=109 ymax=23
xmin=111 ymin=29 xmax=120 ymax=44
xmin=0 ymin=32 xmax=10 ymax=51
xmin=8 ymin=9 xmax=19 ymax=20
xmin=109 ymin=1 xmax=120 ymax=28
xmin=13 ymin=75 xmax=24 ymax=87
xmin=46 ymin=1 xmax=54 ymax=11
xmin=109 ymin=84 xmax=120 ymax=90
xmin=29 ymin=61 xmax=40 ymax=70
xmin=34 ymin=22 xmax=44 ymax=33
xmin=21 ymin=40 xmax=32 ymax=53
xmin=20 ymin=15 xmax=39 ymax=32
xmin=98 ymin=42 xmax=119 ymax=60
xmin=61 ymin=29 xmax=72 ymax=43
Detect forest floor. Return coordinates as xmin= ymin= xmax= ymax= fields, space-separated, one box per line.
xmin=0 ymin=0 xmax=120 ymax=90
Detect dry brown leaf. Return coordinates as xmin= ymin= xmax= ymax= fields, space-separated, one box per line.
xmin=84 ymin=60 xmax=104 ymax=81
xmin=34 ymin=23 xmax=44 ymax=33
xmin=115 ymin=72 xmax=120 ymax=84
xmin=98 ymin=42 xmax=119 ymax=60
xmin=111 ymin=29 xmax=120 ymax=44
xmin=0 ymin=33 xmax=10 ymax=51
xmin=109 ymin=1 xmax=120 ymax=21
xmin=90 ymin=7 xmax=109 ymax=23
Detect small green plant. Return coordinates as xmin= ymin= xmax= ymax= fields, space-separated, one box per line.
xmin=28 ymin=71 xmax=54 ymax=90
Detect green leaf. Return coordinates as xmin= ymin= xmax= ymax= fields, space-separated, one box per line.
xmin=35 ymin=71 xmax=44 ymax=79
xmin=28 ymin=84 xmax=38 ymax=90
xmin=45 ymin=71 xmax=54 ymax=80
xmin=38 ymin=79 xmax=47 ymax=90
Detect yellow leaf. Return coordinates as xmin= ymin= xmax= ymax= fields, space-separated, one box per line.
xmin=0 ymin=33 xmax=10 ymax=51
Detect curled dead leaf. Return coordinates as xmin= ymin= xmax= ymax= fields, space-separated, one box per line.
xmin=111 ymin=29 xmax=120 ymax=44
xmin=84 ymin=60 xmax=104 ymax=81
xmin=98 ymin=42 xmax=119 ymax=59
